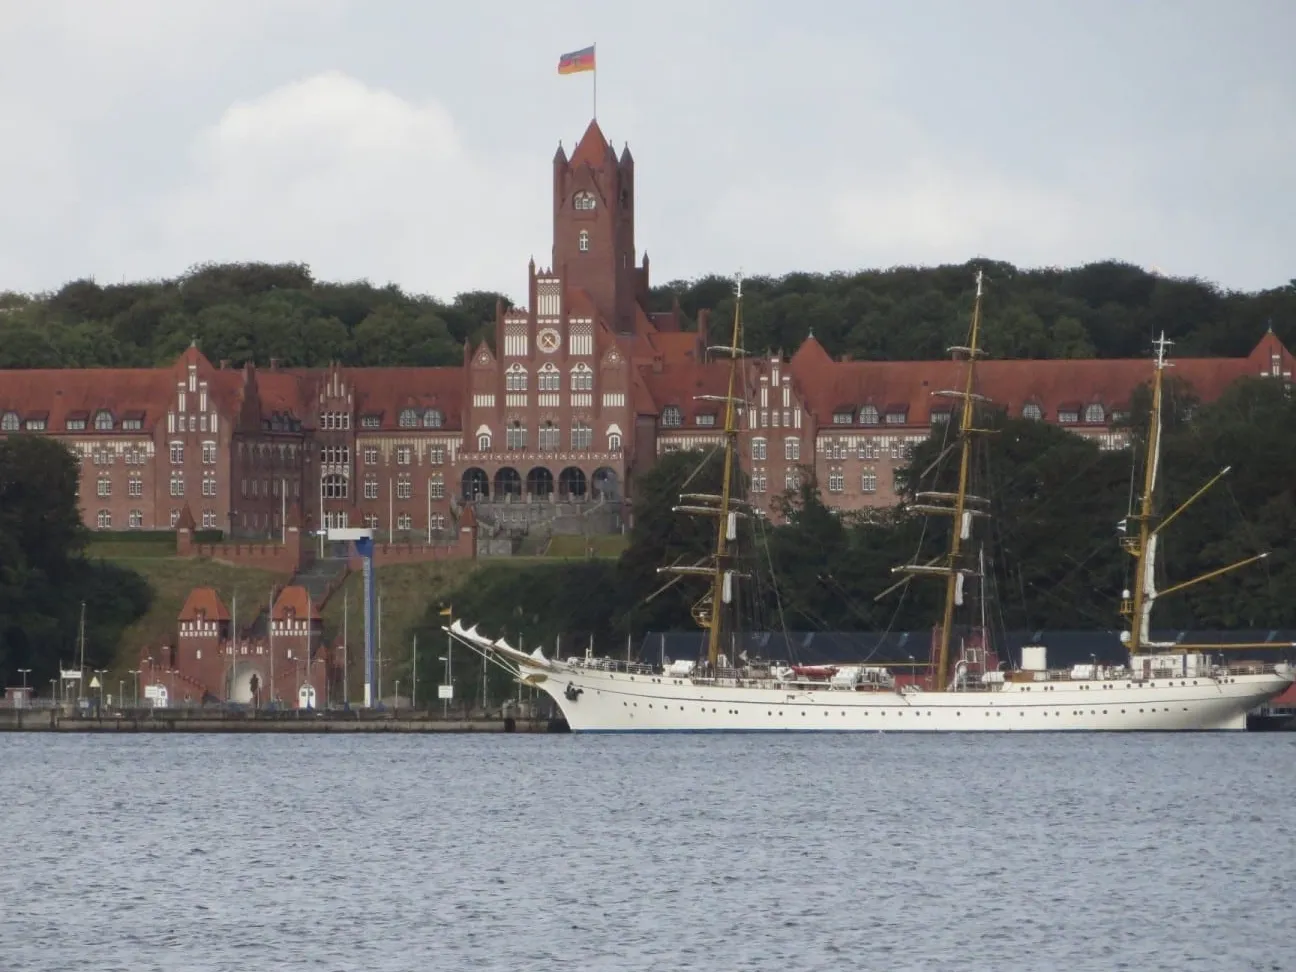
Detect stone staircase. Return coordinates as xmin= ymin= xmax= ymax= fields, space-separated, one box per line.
xmin=240 ymin=557 xmax=351 ymax=639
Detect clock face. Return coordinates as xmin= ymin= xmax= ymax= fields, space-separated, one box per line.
xmin=537 ymin=328 xmax=561 ymax=353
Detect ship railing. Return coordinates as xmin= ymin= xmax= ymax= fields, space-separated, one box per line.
xmin=569 ymin=657 xmax=655 ymax=676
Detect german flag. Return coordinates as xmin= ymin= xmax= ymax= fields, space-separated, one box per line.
xmin=558 ymin=45 xmax=595 ymax=75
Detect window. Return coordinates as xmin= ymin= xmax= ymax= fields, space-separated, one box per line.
xmin=862 ymin=470 xmax=878 ymax=493
xmin=784 ymin=470 xmax=800 ymax=492
xmin=364 ymin=477 xmax=378 ymax=500
xmin=66 ymin=416 xmax=86 ymax=431
xmin=321 ymin=411 xmax=351 ymax=430
xmin=696 ymin=414 xmax=716 ymax=427
xmin=201 ymin=441 xmax=216 ymax=464
xmin=363 ymin=447 xmax=378 ymax=465
xmin=362 ymin=414 xmax=381 ymax=429
xmin=1058 ymin=410 xmax=1079 ymax=424
xmin=573 ymin=190 xmax=596 ymax=210
xmin=1 ymin=412 xmax=19 ymax=431
xmin=202 ymin=475 xmax=217 ymax=497
xmin=395 ymin=447 xmax=412 ymax=465
xmin=123 ymin=416 xmax=143 ymax=431
xmin=129 ymin=510 xmax=143 ymax=529
xmin=832 ymin=410 xmax=854 ymax=425
xmin=170 ymin=443 xmax=184 ymax=464
xmin=538 ymin=365 xmax=561 ymax=391
xmin=170 ymin=509 xmax=180 ymax=527
xmin=751 ymin=471 xmax=767 ymax=493
xmin=429 ymin=447 xmax=445 ymax=465
xmin=94 ymin=410 xmax=113 ymax=431
xmin=322 ymin=473 xmax=348 ymax=499
xmin=97 ymin=475 xmax=111 ymax=497
xmin=506 ymin=365 xmax=529 ymax=392
xmin=364 ymin=514 xmax=379 ymax=530
xmin=397 ymin=476 xmax=412 ymax=499
xmin=859 ymin=405 xmax=880 ymax=425
xmin=96 ymin=510 xmax=111 ymax=529
xmin=398 ymin=408 xmax=418 ymax=428
xmin=321 ymin=446 xmax=351 ymax=466
xmin=751 ymin=438 xmax=767 ymax=461
xmin=1022 ymin=403 xmax=1042 ymax=421
xmin=422 ymin=409 xmax=443 ymax=428
xmin=608 ymin=432 xmax=622 ymax=452
xmin=539 ymin=423 xmax=560 ymax=451
xmin=397 ymin=512 xmax=412 ymax=531
xmin=885 ymin=410 xmax=907 ymax=425
xmin=478 ymin=432 xmax=491 ymax=451
xmin=828 ymin=470 xmax=844 ymax=493
xmin=571 ymin=423 xmax=592 ymax=451
xmin=661 ymin=406 xmax=682 ymax=427
xmin=170 ymin=473 xmax=184 ymax=497
xmin=571 ymin=364 xmax=594 ymax=391
xmin=931 ymin=410 xmax=950 ymax=424
xmin=506 ymin=423 xmax=527 ymax=450
xmin=202 ymin=510 xmax=217 ymax=529
xmin=1084 ymin=403 xmax=1105 ymax=424
xmin=429 ymin=476 xmax=445 ymax=499
xmin=128 ymin=475 xmax=143 ymax=498
xmin=578 ymin=229 xmax=590 ymax=252
xmin=25 ymin=417 xmax=46 ymax=431
xmin=784 ymin=438 xmax=800 ymax=461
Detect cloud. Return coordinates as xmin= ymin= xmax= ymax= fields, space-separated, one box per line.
xmin=109 ymin=71 xmax=543 ymax=301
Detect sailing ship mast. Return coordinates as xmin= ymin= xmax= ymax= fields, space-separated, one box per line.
xmin=1119 ymin=332 xmax=1269 ymax=655
xmin=659 ymin=274 xmax=749 ymax=669
xmin=894 ymin=270 xmax=992 ymax=691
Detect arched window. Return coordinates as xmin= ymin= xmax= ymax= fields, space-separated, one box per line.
xmin=322 ymin=473 xmax=348 ymax=499
xmin=859 ymin=405 xmax=879 ymax=425
xmin=1022 ymin=403 xmax=1043 ymax=420
xmin=1 ymin=411 xmax=18 ymax=432
xmin=1083 ymin=403 xmax=1105 ymax=424
xmin=608 ymin=432 xmax=622 ymax=452
xmin=538 ymin=363 xmax=561 ymax=391
xmin=661 ymin=406 xmax=682 ymax=427
xmin=94 ymin=410 xmax=114 ymax=431
xmin=573 ymin=191 xmax=596 ymax=210
xmin=578 ymin=229 xmax=590 ymax=252
xmin=423 ymin=408 xmax=443 ymax=428
xmin=570 ymin=363 xmax=593 ymax=391
xmin=398 ymin=408 xmax=418 ymax=428
xmin=506 ymin=364 xmax=529 ymax=392
xmin=477 ymin=432 xmax=492 ymax=452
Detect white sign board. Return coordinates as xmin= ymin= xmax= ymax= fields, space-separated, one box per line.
xmin=61 ymin=670 xmax=82 ymax=680
xmin=144 ymin=684 xmax=162 ymax=700
xmin=437 ymin=684 xmax=453 ymax=700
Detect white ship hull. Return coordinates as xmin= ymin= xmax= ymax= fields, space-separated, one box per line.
xmin=512 ymin=655 xmax=1294 ymax=734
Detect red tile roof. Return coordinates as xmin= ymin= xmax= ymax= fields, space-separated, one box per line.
xmin=177 ymin=587 xmax=231 ymax=622
xmin=272 ymin=584 xmax=318 ymax=620
xmin=0 ymin=368 xmax=175 ymax=433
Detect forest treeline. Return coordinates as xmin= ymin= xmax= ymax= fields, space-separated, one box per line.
xmin=408 ymin=373 xmax=1296 ymax=684
xmin=2 ymin=259 xmax=1294 ymax=370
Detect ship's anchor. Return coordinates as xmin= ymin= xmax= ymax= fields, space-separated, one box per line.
xmin=564 ymin=682 xmax=583 ymax=702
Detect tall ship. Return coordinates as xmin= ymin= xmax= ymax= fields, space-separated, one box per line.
xmin=448 ymin=272 xmax=1294 ymax=731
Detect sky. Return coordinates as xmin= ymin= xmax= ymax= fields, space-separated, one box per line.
xmin=0 ymin=0 xmax=1292 ymax=303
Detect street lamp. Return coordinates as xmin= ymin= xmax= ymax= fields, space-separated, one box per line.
xmin=394 ymin=679 xmax=401 ymax=711
xmin=129 ymin=669 xmax=140 ymax=708
xmin=17 ymin=668 xmax=30 ymax=691
xmin=438 ymin=654 xmax=451 ymax=718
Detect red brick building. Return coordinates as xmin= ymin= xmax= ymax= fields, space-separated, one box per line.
xmin=1 ymin=118 xmax=1293 ymax=529
xmin=138 ymin=585 xmax=338 ymax=708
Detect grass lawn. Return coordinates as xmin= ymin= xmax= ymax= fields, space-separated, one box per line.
xmin=543 ymin=534 xmax=628 ymax=558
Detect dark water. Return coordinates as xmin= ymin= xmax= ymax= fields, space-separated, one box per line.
xmin=1 ymin=733 xmax=1294 ymax=972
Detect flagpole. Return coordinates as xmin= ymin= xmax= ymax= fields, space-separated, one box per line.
xmin=592 ymin=42 xmax=597 ymax=120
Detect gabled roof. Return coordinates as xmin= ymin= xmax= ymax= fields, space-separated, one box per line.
xmin=568 ymin=119 xmax=612 ymax=168
xmin=272 ymin=585 xmax=319 ymax=621
xmin=177 ymin=587 xmax=230 ymax=623
xmin=0 ymin=368 xmax=174 ymax=433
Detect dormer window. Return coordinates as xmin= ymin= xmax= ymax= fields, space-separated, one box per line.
xmin=422 ymin=408 xmax=443 ymax=428
xmin=1058 ymin=409 xmax=1079 ymax=424
xmin=25 ymin=416 xmax=46 ymax=431
xmin=573 ymin=191 xmax=596 ymax=211
xmin=398 ymin=408 xmax=418 ymax=428
xmin=930 ymin=409 xmax=950 ymax=424
xmin=578 ymin=229 xmax=590 ymax=252
xmin=65 ymin=413 xmax=88 ymax=431
xmin=1 ymin=411 xmax=18 ymax=432
xmin=1083 ymin=403 xmax=1105 ymax=424
xmin=832 ymin=409 xmax=854 ymax=425
xmin=361 ymin=414 xmax=381 ymax=428
xmin=884 ymin=409 xmax=907 ymax=425
xmin=859 ymin=405 xmax=880 ymax=425
xmin=1022 ymin=403 xmax=1043 ymax=421
xmin=696 ymin=413 xmax=716 ymax=427
xmin=94 ymin=410 xmax=114 ymax=431
xmin=661 ymin=406 xmax=682 ymax=427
